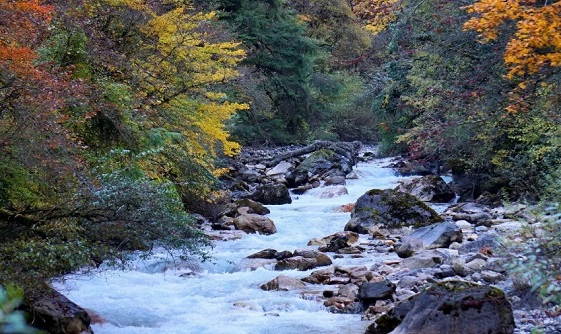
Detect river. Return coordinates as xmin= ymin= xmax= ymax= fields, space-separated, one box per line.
xmin=55 ymin=157 xmax=411 ymax=334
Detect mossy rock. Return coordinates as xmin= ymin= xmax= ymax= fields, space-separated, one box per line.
xmin=296 ymin=149 xmax=351 ymax=177
xmin=366 ymin=281 xmax=514 ymax=334
xmin=345 ymin=189 xmax=443 ymax=234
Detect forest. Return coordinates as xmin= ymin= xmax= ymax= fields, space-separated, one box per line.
xmin=1 ymin=0 xmax=561 ymax=331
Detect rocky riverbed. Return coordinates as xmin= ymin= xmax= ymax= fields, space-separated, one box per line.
xmin=205 ymin=143 xmax=561 ymax=334
xmin=50 ymin=142 xmax=561 ymax=334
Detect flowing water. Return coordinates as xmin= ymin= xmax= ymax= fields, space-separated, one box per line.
xmin=55 ymin=157 xmax=412 ymax=334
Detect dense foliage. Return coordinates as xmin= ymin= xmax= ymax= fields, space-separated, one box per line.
xmin=0 ymin=0 xmax=240 ymax=290
xmin=362 ymin=0 xmax=561 ymax=200
xmin=1 ymin=0 xmax=560 ymax=313
xmin=217 ymin=0 xmax=377 ymax=144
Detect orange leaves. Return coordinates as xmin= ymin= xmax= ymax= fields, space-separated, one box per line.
xmin=0 ymin=0 xmax=53 ymax=76
xmin=464 ymin=0 xmax=561 ymax=79
xmin=0 ymin=45 xmax=35 ymax=61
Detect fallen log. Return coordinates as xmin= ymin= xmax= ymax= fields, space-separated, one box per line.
xmin=244 ymin=141 xmax=362 ymax=167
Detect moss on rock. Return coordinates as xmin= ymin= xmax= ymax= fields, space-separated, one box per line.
xmin=345 ymin=189 xmax=443 ymax=233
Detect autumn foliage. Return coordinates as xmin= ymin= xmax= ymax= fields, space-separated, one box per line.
xmin=464 ymin=0 xmax=561 ymax=79
xmin=350 ymin=0 xmax=400 ymax=35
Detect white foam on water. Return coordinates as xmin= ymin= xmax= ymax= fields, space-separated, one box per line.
xmin=55 ymin=160 xmax=407 ymax=334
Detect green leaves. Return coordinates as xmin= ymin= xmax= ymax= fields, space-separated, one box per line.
xmin=0 ymin=285 xmax=38 ymax=334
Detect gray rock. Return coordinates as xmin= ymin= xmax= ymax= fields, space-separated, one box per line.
xmin=325 ymin=175 xmax=346 ymax=186
xmin=401 ymin=250 xmax=447 ymax=269
xmin=346 ymin=171 xmax=359 ymax=179
xmin=484 ymin=257 xmax=508 ymax=273
xmin=481 ymin=270 xmax=506 ymax=283
xmin=395 ymin=175 xmax=456 ymax=202
xmin=251 ymin=183 xmax=292 ymax=205
xmin=239 ymin=168 xmax=261 ymax=183
xmin=465 ymin=258 xmax=486 ymax=273
xmin=458 ymin=233 xmax=501 ymax=254
xmin=338 ymin=284 xmax=360 ymax=300
xmin=266 ymin=161 xmax=293 ymax=176
xmin=407 ymin=221 xmax=463 ymax=249
xmin=358 ymin=280 xmax=396 ymax=307
xmin=296 ymin=148 xmax=353 ymax=179
xmin=394 ymin=237 xmax=424 ymax=258
xmin=286 ymin=169 xmax=309 ymax=188
xmin=366 ymin=281 xmax=514 ymax=334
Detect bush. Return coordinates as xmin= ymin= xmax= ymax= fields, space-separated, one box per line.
xmin=0 ymin=285 xmax=38 ymax=334
xmin=508 ymin=204 xmax=561 ymax=308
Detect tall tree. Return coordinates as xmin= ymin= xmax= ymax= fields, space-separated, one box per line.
xmin=217 ymin=0 xmax=325 ymax=144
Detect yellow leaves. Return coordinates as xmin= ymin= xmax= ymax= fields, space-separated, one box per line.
xmin=192 ymin=101 xmax=248 ymax=157
xmin=104 ymin=0 xmax=147 ymax=11
xmin=351 ymin=0 xmax=400 ymax=35
xmin=87 ymin=1 xmax=248 ymax=183
xmin=464 ymin=0 xmax=561 ymax=79
xmin=136 ymin=7 xmax=245 ymax=99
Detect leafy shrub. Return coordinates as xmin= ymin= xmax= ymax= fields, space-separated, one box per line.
xmin=508 ymin=205 xmax=561 ymax=308
xmin=0 ymin=285 xmax=38 ymax=334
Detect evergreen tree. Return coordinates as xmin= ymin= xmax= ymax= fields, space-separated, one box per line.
xmin=218 ymin=0 xmax=325 ymax=144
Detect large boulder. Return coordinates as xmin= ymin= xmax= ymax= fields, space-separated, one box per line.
xmin=345 ymin=189 xmax=443 ymax=234
xmin=251 ymin=183 xmax=292 ymax=205
xmin=24 ymin=288 xmax=93 ymax=334
xmin=296 ymin=149 xmax=352 ymax=179
xmin=233 ymin=207 xmax=277 ymax=235
xmin=366 ymin=281 xmax=514 ymax=334
xmin=396 ymin=175 xmax=456 ymax=202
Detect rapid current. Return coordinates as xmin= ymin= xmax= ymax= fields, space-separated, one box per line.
xmin=55 ymin=157 xmax=417 ymax=334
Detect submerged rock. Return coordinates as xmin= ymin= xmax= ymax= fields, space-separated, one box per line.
xmin=260 ymin=275 xmax=307 ymax=291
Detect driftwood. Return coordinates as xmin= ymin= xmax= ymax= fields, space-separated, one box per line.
xmin=245 ymin=141 xmax=362 ymax=167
